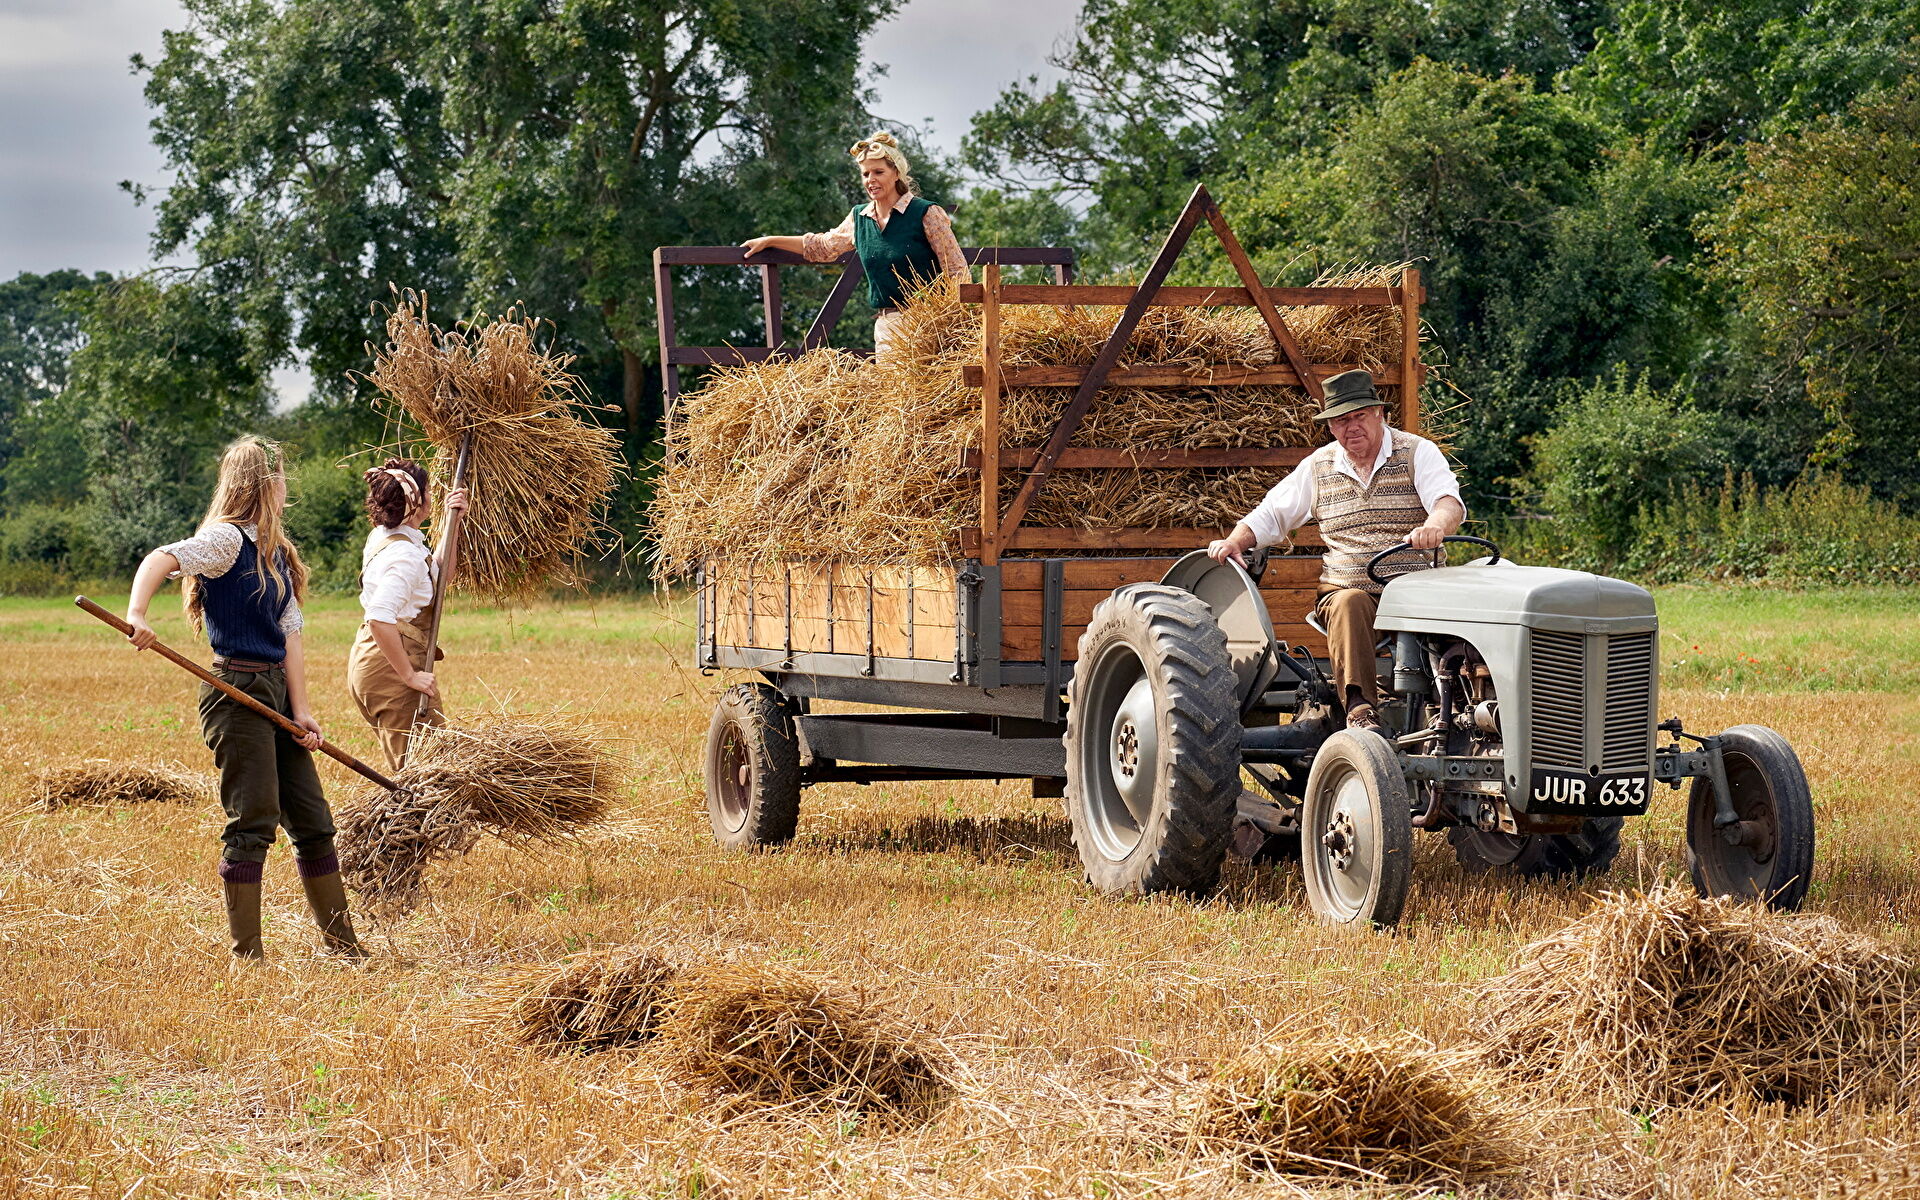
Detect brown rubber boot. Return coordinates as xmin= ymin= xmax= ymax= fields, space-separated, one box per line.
xmin=219 ymin=859 xmax=265 ymax=959
xmin=297 ymin=852 xmax=368 ymax=959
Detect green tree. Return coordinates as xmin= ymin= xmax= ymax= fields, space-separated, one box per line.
xmin=136 ymin=0 xmax=464 ymax=441
xmin=1569 ymin=0 xmax=1920 ymax=152
xmin=953 ymin=188 xmax=1081 ymax=281
xmin=963 ymin=0 xmax=1607 ymax=272
xmin=63 ymin=278 xmax=271 ymax=569
xmin=0 ymin=270 xmax=111 ymax=507
xmin=138 ymin=0 xmax=892 ymax=436
xmin=1528 ymin=370 xmax=1717 ymax=561
xmin=1705 ymin=77 xmax=1920 ymax=505
xmin=1228 ymin=60 xmax=1607 ymax=495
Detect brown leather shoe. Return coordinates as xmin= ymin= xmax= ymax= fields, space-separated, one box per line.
xmin=1345 ymin=703 xmax=1384 ymax=733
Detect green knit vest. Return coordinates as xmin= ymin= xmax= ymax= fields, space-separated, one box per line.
xmin=853 ymin=196 xmax=940 ymax=310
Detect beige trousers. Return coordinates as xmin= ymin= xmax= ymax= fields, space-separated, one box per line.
xmin=1317 ymin=585 xmax=1381 ymax=713
xmin=874 ymin=308 xmax=905 ymax=360
xmin=347 ymin=618 xmax=443 ymax=770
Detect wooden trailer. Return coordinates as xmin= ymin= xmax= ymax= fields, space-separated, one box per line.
xmin=655 ymin=186 xmax=1426 ymax=843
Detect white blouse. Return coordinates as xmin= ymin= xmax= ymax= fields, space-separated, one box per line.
xmin=359 ymin=525 xmax=435 ymax=625
xmin=157 ymin=521 xmax=304 ymax=636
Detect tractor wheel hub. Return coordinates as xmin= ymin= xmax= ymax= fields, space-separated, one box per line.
xmin=1321 ymin=812 xmax=1358 ymax=872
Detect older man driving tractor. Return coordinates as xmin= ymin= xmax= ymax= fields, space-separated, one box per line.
xmin=1207 ymin=369 xmax=1465 ymax=732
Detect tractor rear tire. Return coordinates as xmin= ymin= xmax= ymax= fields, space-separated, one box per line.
xmin=1448 ymin=817 xmax=1623 ymax=880
xmin=1687 ymin=724 xmax=1815 ymax=911
xmin=704 ymin=683 xmax=803 ymax=851
xmin=1065 ymin=584 xmax=1241 ymax=896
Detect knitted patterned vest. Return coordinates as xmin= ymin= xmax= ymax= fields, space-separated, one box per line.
xmin=1313 ymin=429 xmax=1431 ymax=594
xmin=200 ymin=529 xmax=291 ymax=662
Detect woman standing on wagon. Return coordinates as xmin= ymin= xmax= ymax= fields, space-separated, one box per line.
xmin=347 ymin=459 xmax=467 ymax=770
xmin=741 ymin=131 xmax=968 ymax=357
xmin=123 ymin=436 xmax=363 ymax=960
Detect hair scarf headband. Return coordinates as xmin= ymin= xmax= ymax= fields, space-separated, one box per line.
xmin=365 ymin=466 xmax=422 ymax=509
xmin=385 ymin=468 xmax=421 ymax=506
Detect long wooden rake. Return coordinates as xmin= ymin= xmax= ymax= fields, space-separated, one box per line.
xmin=73 ymin=595 xmax=400 ymax=792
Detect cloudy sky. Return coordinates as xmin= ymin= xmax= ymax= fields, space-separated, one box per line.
xmin=0 ymin=0 xmax=1083 ymax=281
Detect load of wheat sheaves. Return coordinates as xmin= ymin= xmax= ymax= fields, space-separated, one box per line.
xmin=650 ymin=265 xmax=1423 ymax=574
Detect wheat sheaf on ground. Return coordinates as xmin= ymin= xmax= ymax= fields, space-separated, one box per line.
xmin=486 ymin=944 xmax=682 ymax=1053
xmin=364 ymin=290 xmax=623 ymax=601
xmin=650 ymin=265 xmax=1415 ymax=573
xmin=29 ymin=761 xmax=210 ymax=810
xmin=1188 ymin=1037 xmax=1522 ymax=1184
xmin=656 ymin=961 xmax=954 ymax=1119
xmin=1475 ymin=886 xmax=1920 ymax=1109
xmin=337 ymin=714 xmax=624 ymax=911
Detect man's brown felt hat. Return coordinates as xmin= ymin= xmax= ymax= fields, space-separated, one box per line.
xmin=1313 ymin=369 xmax=1387 ymax=420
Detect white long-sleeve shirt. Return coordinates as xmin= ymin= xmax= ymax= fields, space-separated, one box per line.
xmin=157 ymin=521 xmax=303 ymax=636
xmin=1243 ymin=433 xmax=1463 ymax=547
xmin=359 ymin=525 xmax=435 ymax=625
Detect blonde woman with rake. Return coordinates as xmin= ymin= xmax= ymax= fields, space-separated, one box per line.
xmin=123 ymin=435 xmax=366 ymax=961
xmin=347 ymin=458 xmax=467 ymax=771
xmin=741 ymin=131 xmax=967 ymax=357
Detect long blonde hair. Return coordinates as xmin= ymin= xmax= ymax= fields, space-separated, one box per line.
xmin=849 ymin=130 xmax=917 ymax=199
xmin=182 ymin=436 xmax=309 ymax=629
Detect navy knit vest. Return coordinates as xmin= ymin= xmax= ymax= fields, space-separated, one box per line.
xmin=854 ymin=196 xmax=940 ymax=310
xmin=201 ymin=528 xmax=291 ymax=663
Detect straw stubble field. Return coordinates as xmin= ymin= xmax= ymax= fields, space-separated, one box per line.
xmin=2 ymin=587 xmax=1919 ymax=1198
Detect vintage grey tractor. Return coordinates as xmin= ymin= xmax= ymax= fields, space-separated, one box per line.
xmin=1063 ymin=536 xmax=1815 ymax=924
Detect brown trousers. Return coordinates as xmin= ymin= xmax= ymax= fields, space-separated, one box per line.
xmin=1317 ymin=585 xmax=1382 ymax=713
xmin=346 ymin=618 xmax=443 ymax=770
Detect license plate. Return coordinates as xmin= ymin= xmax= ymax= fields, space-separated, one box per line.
xmin=1526 ymin=769 xmax=1651 ymax=814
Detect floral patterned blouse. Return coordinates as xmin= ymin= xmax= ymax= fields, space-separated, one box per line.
xmin=801 ymin=194 xmax=968 ymax=278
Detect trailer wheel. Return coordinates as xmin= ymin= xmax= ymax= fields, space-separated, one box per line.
xmin=1300 ymin=730 xmax=1413 ymax=927
xmin=1065 ymin=584 xmax=1241 ymax=895
xmin=704 ymin=683 xmax=802 ymax=851
xmin=1448 ymin=817 xmax=1623 ymax=880
xmin=1687 ymin=724 xmax=1815 ymax=911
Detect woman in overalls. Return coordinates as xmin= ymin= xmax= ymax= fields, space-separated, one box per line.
xmin=346 ymin=459 xmax=467 ymax=770
xmin=124 ymin=435 xmax=362 ymax=959
xmin=741 ymin=131 xmax=968 ymax=357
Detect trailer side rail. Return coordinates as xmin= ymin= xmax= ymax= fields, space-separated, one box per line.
xmin=652 ymin=244 xmax=1075 ymax=408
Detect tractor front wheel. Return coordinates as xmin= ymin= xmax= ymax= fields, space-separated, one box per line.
xmin=1687 ymin=724 xmax=1814 ymax=910
xmin=704 ymin=683 xmax=803 ymax=851
xmin=1300 ymin=730 xmax=1414 ymax=927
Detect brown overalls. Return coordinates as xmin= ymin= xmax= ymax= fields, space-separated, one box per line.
xmin=346 ymin=533 xmax=445 ymax=769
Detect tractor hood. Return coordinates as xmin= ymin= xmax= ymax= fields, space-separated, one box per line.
xmin=1375 ymin=560 xmax=1656 ymax=635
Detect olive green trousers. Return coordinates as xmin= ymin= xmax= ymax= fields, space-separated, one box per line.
xmin=197 ymin=665 xmax=335 ymax=865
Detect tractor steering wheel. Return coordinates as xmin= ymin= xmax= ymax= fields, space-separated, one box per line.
xmin=1365 ymin=535 xmax=1503 ymax=588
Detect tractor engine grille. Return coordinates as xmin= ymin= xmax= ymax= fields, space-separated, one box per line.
xmin=1529 ymin=631 xmax=1587 ymax=769
xmin=1527 ymin=629 xmax=1656 ymax=773
xmin=1601 ymin=631 xmax=1656 ymax=771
